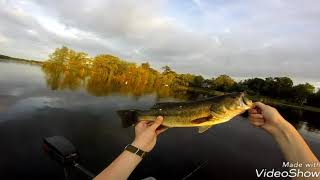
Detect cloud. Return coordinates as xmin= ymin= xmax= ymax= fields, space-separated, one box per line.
xmin=0 ymin=0 xmax=320 ymax=80
xmin=192 ymin=0 xmax=202 ymax=7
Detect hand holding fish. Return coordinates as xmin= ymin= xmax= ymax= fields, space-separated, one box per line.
xmin=249 ymin=102 xmax=319 ymax=177
xmin=132 ymin=116 xmax=168 ymax=152
xmin=94 ymin=116 xmax=168 ymax=180
xmin=248 ymin=102 xmax=287 ymax=135
xmin=96 ymin=99 xmax=318 ymax=180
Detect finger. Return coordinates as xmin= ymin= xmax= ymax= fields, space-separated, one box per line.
xmin=250 ymin=121 xmax=264 ymax=127
xmin=254 ymin=102 xmax=266 ymax=110
xmin=150 ymin=116 xmax=163 ymax=130
xmin=156 ymin=127 xmax=169 ymax=135
xmin=136 ymin=121 xmax=148 ymax=127
xmin=249 ymin=113 xmax=263 ymax=119
xmin=249 ymin=119 xmax=265 ymax=127
xmin=249 ymin=116 xmax=264 ymax=121
xmin=248 ymin=108 xmax=259 ymax=114
xmin=146 ymin=121 xmax=153 ymax=126
xmin=249 ymin=118 xmax=264 ymax=124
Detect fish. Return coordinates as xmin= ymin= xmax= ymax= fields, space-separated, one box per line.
xmin=117 ymin=92 xmax=253 ymax=133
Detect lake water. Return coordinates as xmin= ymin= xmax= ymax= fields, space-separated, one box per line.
xmin=0 ymin=61 xmax=319 ymax=180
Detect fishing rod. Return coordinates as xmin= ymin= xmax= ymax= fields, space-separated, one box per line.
xmin=42 ymin=136 xmax=95 ymax=179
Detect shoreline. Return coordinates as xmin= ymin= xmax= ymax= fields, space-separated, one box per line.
xmin=0 ymin=58 xmax=42 ymax=65
xmin=187 ymin=87 xmax=320 ymax=113
xmin=1 ymin=58 xmax=319 ymax=113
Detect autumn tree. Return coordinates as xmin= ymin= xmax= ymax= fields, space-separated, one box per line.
xmin=42 ymin=46 xmax=320 ymax=107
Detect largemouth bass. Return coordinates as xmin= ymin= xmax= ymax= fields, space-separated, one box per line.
xmin=117 ymin=92 xmax=253 ymax=133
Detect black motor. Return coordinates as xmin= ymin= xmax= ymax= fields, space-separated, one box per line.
xmin=43 ymin=136 xmax=95 ymax=179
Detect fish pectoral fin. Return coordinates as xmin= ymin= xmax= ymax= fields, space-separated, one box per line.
xmin=198 ymin=125 xmax=212 ymax=133
xmin=191 ymin=115 xmax=213 ymax=124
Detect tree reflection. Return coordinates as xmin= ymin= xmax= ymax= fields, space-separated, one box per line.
xmin=42 ymin=47 xmax=90 ymax=90
xmin=41 ymin=47 xmax=189 ymax=100
xmin=41 ymin=47 xmax=320 ymax=131
xmin=276 ymin=106 xmax=320 ymax=133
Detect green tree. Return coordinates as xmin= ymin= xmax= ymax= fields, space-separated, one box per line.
xmin=274 ymin=77 xmax=293 ymax=98
xmin=162 ymin=65 xmax=175 ymax=74
xmin=291 ymin=83 xmax=315 ymax=105
xmin=307 ymin=89 xmax=320 ymax=107
xmin=192 ymin=75 xmax=204 ymax=87
xmin=240 ymin=78 xmax=265 ymax=95
xmin=212 ymin=75 xmax=236 ymax=92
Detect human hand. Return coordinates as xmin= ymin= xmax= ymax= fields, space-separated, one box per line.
xmin=248 ymin=102 xmax=288 ymax=135
xmin=131 ymin=116 xmax=168 ymax=152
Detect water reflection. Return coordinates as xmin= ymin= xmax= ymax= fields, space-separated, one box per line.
xmin=40 ymin=60 xmax=320 ymax=133
xmin=41 ymin=55 xmax=189 ymax=100
xmin=0 ymin=61 xmax=319 ymax=180
xmin=275 ymin=106 xmax=320 ymax=133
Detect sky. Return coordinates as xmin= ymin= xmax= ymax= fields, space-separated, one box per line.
xmin=0 ymin=0 xmax=319 ymax=85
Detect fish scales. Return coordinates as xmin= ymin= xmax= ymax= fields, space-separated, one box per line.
xmin=117 ymin=92 xmax=253 ymax=133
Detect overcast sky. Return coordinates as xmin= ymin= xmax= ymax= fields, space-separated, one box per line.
xmin=0 ymin=0 xmax=319 ymax=82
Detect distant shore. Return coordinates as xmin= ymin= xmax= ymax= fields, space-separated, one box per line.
xmin=187 ymin=87 xmax=320 ymax=113
xmin=1 ymin=51 xmax=319 ymax=113
xmin=0 ymin=55 xmax=42 ymax=65
xmin=233 ymin=77 xmax=320 ymax=92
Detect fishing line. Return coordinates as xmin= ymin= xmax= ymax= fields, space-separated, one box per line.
xmin=181 ymin=160 xmax=209 ymax=180
xmin=63 ymin=167 xmax=71 ymax=180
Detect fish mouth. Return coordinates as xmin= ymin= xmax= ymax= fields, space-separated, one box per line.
xmin=240 ymin=93 xmax=252 ymax=107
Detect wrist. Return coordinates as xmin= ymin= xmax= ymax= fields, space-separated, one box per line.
xmin=124 ymin=144 xmax=148 ymax=159
xmin=122 ymin=149 xmax=143 ymax=160
xmin=131 ymin=140 xmax=150 ymax=152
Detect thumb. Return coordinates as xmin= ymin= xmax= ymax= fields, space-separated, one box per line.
xmin=150 ymin=116 xmax=163 ymax=130
xmin=254 ymin=102 xmax=266 ymax=110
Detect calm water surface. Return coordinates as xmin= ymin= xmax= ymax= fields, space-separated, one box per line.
xmin=0 ymin=61 xmax=319 ymax=180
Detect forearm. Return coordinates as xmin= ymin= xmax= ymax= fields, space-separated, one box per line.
xmin=271 ymin=120 xmax=318 ymax=163
xmin=271 ymin=119 xmax=319 ymax=179
xmin=94 ymin=150 xmax=142 ymax=180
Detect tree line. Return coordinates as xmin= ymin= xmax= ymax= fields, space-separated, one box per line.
xmin=42 ymin=46 xmax=191 ymax=99
xmin=203 ymin=76 xmax=319 ymax=107
xmin=42 ymin=46 xmax=320 ymax=107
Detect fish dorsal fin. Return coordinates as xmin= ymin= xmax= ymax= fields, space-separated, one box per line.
xmin=198 ymin=125 xmax=212 ymax=133
xmin=151 ymin=101 xmax=186 ymax=109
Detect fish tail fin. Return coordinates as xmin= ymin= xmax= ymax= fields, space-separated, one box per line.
xmin=117 ymin=110 xmax=139 ymax=128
